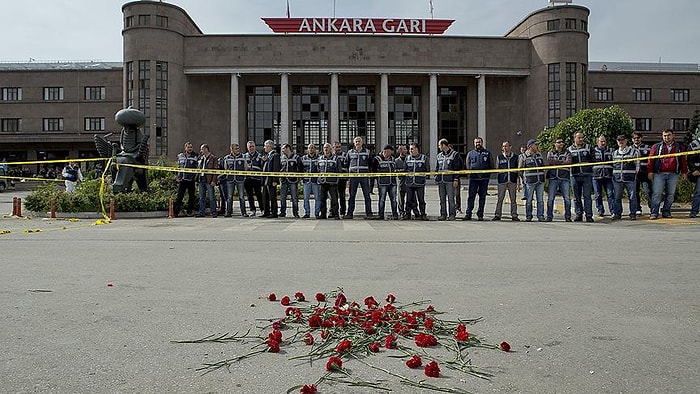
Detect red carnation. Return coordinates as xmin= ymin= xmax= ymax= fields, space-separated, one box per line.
xmin=268 ymin=329 xmax=282 ymax=343
xmin=268 ymin=293 xmax=277 ymax=301
xmin=315 ymin=292 xmax=326 ymax=302
xmin=424 ymin=360 xmax=440 ymax=377
xmin=406 ymin=355 xmax=422 ymax=369
xmin=304 ymin=333 xmax=314 ymax=346
xmin=415 ymin=333 xmax=438 ymax=347
xmin=281 ymin=295 xmax=291 ymax=306
xmin=326 ymin=356 xmax=343 ymax=371
xmin=426 ymin=305 xmax=435 ymax=312
xmin=385 ymin=293 xmax=396 ymax=303
xmin=364 ymin=296 xmax=379 ymax=309
xmin=384 ymin=334 xmax=397 ymax=349
xmin=334 ymin=293 xmax=347 ymax=307
xmin=336 ymin=339 xmax=352 ymax=354
xmin=456 ymin=323 xmax=467 ymax=332
xmin=368 ymin=342 xmax=380 ymax=353
xmin=294 ymin=292 xmax=306 ymax=302
xmin=267 ymin=338 xmax=280 ymax=353
xmin=308 ymin=314 xmax=322 ymax=328
xmin=455 ymin=330 xmax=470 ymax=342
xmin=300 ymin=384 xmax=317 ymax=394
xmin=272 ymin=319 xmax=285 ymax=330
xmin=500 ymin=341 xmax=511 ymax=352
xmin=424 ymin=318 xmax=435 ymax=330
xmin=320 ymin=330 xmax=329 ymax=340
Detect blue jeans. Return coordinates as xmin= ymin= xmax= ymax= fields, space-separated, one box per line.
xmin=378 ymin=184 xmax=398 ymax=218
xmin=571 ymin=174 xmax=593 ymax=219
xmin=279 ymin=181 xmax=299 ymax=216
xmin=466 ymin=178 xmax=489 ymax=218
xmin=226 ymin=180 xmax=246 ymax=215
xmin=613 ymin=180 xmax=637 ymax=216
xmin=690 ymin=177 xmax=700 ymax=216
xmin=651 ymin=172 xmax=679 ymax=217
xmin=592 ymin=178 xmax=614 ymax=215
xmin=303 ymin=182 xmax=321 ymax=217
xmin=348 ymin=177 xmax=372 ymax=216
xmin=547 ymin=178 xmax=571 ymax=219
xmin=198 ymin=181 xmax=217 ymax=216
xmin=437 ymin=181 xmax=456 ymax=217
xmin=525 ymin=182 xmax=544 ymax=220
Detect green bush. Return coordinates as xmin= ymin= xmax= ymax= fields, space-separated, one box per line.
xmin=24 ymin=169 xmax=176 ymax=213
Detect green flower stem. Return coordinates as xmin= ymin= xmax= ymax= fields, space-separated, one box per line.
xmin=171 ymin=329 xmax=254 ymax=344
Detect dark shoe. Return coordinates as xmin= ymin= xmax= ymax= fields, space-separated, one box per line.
xmin=511 ymin=217 xmax=520 ymax=222
xmin=537 ymin=217 xmax=545 ymax=222
xmin=268 ymin=215 xmax=278 ymax=218
xmin=492 ymin=216 xmax=501 ymax=221
xmin=260 ymin=213 xmax=270 ymax=218
xmin=447 ymin=216 xmax=456 ymax=221
xmin=421 ymin=215 xmax=428 ymax=221
xmin=586 ymin=217 xmax=595 ymax=223
xmin=629 ymin=214 xmax=637 ymax=220
xmin=649 ymin=214 xmax=658 ymax=220
xmin=545 ymin=217 xmax=553 ymax=222
xmin=364 ymin=215 xmax=375 ymax=220
xmin=662 ymin=214 xmax=673 ymax=219
xmin=225 ymin=213 xmax=232 ymax=217
xmin=333 ymin=215 xmax=340 ymax=220
xmin=402 ymin=215 xmax=412 ymax=220
xmin=565 ymin=217 xmax=572 ymax=222
xmin=574 ymin=216 xmax=583 ymax=222
xmin=611 ymin=214 xmax=621 ymax=220
xmin=525 ymin=217 xmax=532 ymax=222
xmin=438 ymin=216 xmax=447 ymax=221
xmin=392 ymin=215 xmax=399 ymax=220
xmin=342 ymin=214 xmax=353 ymax=219
xmin=689 ymin=214 xmax=697 ymax=218
xmin=302 ymin=214 xmax=310 ymax=219
xmin=477 ymin=216 xmax=484 ymax=221
xmin=293 ymin=214 xmax=300 ymax=218
xmin=279 ymin=213 xmax=286 ymax=218
xmin=377 ymin=216 xmax=385 ymax=220
xmin=462 ymin=215 xmax=472 ymax=221
xmin=195 ymin=214 xmax=205 ymax=218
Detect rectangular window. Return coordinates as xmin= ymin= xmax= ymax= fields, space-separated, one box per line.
xmin=84 ymin=117 xmax=105 ymax=131
xmin=566 ymin=62 xmax=577 ymax=118
xmin=580 ymin=20 xmax=588 ymax=32
xmin=633 ymin=88 xmax=652 ymax=102
xmin=126 ymin=61 xmax=134 ymax=107
xmin=388 ymin=86 xmax=421 ymax=147
xmin=593 ymin=87 xmax=613 ymax=101
xmin=156 ymin=15 xmax=168 ymax=27
xmin=339 ymin=86 xmax=377 ymax=148
xmin=547 ymin=19 xmax=560 ymax=31
xmin=84 ymin=86 xmax=106 ymax=101
xmin=633 ymin=118 xmax=651 ymax=132
xmin=671 ymin=118 xmax=689 ymax=132
xmin=155 ymin=61 xmax=168 ymax=156
xmin=565 ymin=18 xmax=577 ymax=29
xmin=1 ymin=118 xmax=21 ymax=132
xmin=671 ymin=89 xmax=689 ymax=102
xmin=138 ymin=60 xmax=150 ymax=118
xmin=138 ymin=14 xmax=151 ymax=25
xmin=438 ymin=86 xmax=468 ymax=152
xmin=1 ymin=87 xmax=22 ymax=101
xmin=43 ymin=87 xmax=64 ymax=101
xmin=292 ymin=86 xmax=329 ymax=150
xmin=43 ymin=118 xmax=64 ymax=131
xmin=548 ymin=63 xmax=561 ymax=128
xmin=125 ymin=15 xmax=134 ymax=28
xmin=581 ymin=63 xmax=588 ymax=107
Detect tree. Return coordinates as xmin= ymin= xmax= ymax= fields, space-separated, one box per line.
xmin=683 ymin=109 xmax=700 ymax=145
xmin=536 ymin=105 xmax=634 ymax=153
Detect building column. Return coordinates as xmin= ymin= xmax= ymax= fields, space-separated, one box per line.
xmin=477 ymin=74 xmax=486 ymax=147
xmin=330 ymin=73 xmax=339 ymax=144
xmin=280 ymin=73 xmax=290 ymax=145
xmin=230 ymin=73 xmax=239 ymax=145
xmin=380 ymin=73 xmax=389 ymax=148
xmin=429 ymin=73 xmax=438 ymax=166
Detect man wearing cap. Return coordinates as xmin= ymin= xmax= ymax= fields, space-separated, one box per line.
xmin=519 ymin=139 xmax=546 ymax=221
xmin=463 ymin=136 xmax=492 ymax=221
xmin=492 ymin=140 xmax=520 ymax=221
xmin=546 ymin=138 xmax=572 ymax=222
xmin=592 ymin=136 xmax=615 ymax=217
xmin=435 ymin=138 xmax=463 ymax=220
xmin=374 ymin=144 xmax=399 ymax=220
xmin=612 ymin=134 xmax=640 ymax=220
xmin=568 ymin=131 xmax=595 ymax=222
xmin=404 ymin=142 xmax=429 ymax=220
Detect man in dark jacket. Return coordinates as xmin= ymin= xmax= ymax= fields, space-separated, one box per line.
xmin=261 ymin=140 xmax=281 ymax=218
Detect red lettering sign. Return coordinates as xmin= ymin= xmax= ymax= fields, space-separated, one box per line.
xmin=262 ymin=18 xmax=454 ymax=35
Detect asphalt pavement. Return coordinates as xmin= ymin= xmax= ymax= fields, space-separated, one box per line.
xmin=1 ymin=185 xmax=698 ymax=393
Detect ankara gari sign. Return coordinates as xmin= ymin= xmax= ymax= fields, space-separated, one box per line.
xmin=262 ymin=18 xmax=454 ymax=35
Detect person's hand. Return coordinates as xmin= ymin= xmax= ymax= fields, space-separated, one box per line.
xmin=647 ymin=173 xmax=654 ymax=181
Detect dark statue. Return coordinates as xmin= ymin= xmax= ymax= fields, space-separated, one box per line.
xmin=94 ymin=107 xmax=150 ymax=193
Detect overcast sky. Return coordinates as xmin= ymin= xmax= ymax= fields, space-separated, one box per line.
xmin=1 ymin=0 xmax=698 ymax=64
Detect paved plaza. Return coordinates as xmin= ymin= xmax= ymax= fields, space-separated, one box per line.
xmin=1 ymin=186 xmax=698 ymax=393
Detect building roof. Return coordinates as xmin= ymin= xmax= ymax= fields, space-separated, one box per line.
xmin=589 ymin=61 xmax=699 ymax=73
xmin=0 ymin=61 xmax=122 ymax=71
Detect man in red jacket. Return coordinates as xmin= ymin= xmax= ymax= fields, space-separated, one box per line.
xmin=647 ymin=129 xmax=687 ymax=219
